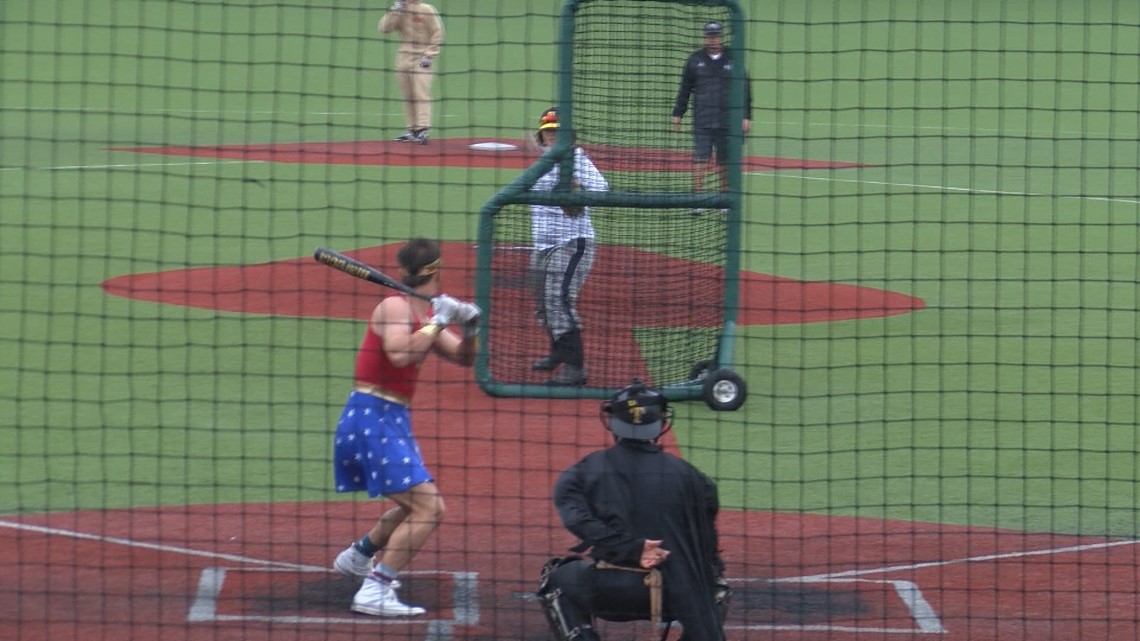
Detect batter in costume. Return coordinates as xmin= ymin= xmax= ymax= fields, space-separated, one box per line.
xmin=330 ymin=238 xmax=480 ymax=617
xmin=378 ymin=0 xmax=444 ymax=144
xmin=528 ymin=106 xmax=610 ymax=386
xmin=537 ymin=382 xmax=730 ymax=641
xmin=671 ymin=21 xmax=752 ymax=207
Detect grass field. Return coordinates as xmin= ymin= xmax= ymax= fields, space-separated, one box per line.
xmin=3 ymin=0 xmax=1140 ymax=609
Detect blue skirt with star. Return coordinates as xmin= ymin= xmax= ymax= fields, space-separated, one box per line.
xmin=333 ymin=390 xmax=433 ymax=498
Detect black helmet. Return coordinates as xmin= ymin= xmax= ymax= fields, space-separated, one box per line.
xmin=601 ymin=380 xmax=670 ymax=441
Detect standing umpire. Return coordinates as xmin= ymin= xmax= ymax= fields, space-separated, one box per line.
xmin=671 ymin=21 xmax=752 ymax=203
xmin=537 ymin=382 xmax=729 ymax=641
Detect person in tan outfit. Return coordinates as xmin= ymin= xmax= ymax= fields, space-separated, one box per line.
xmin=378 ymin=0 xmax=444 ymax=144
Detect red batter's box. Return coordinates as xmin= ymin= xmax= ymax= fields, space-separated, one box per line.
xmin=188 ymin=567 xmax=480 ymax=627
xmin=724 ymin=577 xmax=945 ymax=635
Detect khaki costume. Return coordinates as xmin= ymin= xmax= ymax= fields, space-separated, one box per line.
xmin=378 ymin=2 xmax=444 ymax=131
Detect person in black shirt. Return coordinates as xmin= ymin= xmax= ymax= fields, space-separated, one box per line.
xmin=671 ymin=21 xmax=753 ymax=203
xmin=536 ymin=381 xmax=729 ymax=641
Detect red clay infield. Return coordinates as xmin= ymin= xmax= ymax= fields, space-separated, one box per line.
xmin=112 ymin=137 xmax=867 ymax=172
xmin=100 ymin=242 xmax=924 ymax=326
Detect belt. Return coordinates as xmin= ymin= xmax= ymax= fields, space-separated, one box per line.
xmin=595 ymin=561 xmax=663 ymax=629
xmin=353 ymin=384 xmax=411 ymax=406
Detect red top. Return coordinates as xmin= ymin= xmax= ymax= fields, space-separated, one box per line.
xmin=353 ymin=301 xmax=424 ymax=402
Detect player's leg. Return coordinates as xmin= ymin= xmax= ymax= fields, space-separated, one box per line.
xmin=395 ymin=66 xmax=417 ymax=141
xmin=333 ymin=392 xmax=400 ymax=578
xmin=350 ymin=404 xmax=436 ymax=616
xmin=537 ymin=558 xmax=602 ymax=641
xmin=691 ymin=129 xmax=715 ymax=211
xmin=351 ymin=483 xmax=440 ymax=616
xmin=332 ymin=391 xmax=371 ymax=494
xmin=530 ymin=247 xmax=560 ymax=370
xmin=546 ymin=239 xmax=591 ymax=385
xmin=411 ymin=67 xmax=433 ymax=143
xmin=334 ymin=505 xmax=411 ymax=579
xmin=376 ymin=482 xmax=444 ymax=570
xmin=588 ymin=568 xmax=653 ymax=623
xmin=714 ymin=128 xmax=730 ymax=197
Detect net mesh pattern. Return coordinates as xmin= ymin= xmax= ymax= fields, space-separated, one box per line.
xmin=486 ymin=204 xmax=726 ymax=389
xmin=572 ymin=1 xmax=735 ymax=193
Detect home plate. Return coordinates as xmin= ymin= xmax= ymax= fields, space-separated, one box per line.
xmin=468 ymin=142 xmax=519 ymax=151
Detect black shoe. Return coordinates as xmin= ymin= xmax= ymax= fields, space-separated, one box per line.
xmin=394 ymin=130 xmax=416 ymax=142
xmin=546 ymin=365 xmax=587 ymax=386
xmin=531 ymin=356 xmax=561 ymax=371
xmin=415 ymin=129 xmax=429 ymax=145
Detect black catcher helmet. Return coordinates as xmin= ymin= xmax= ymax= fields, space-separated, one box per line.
xmin=601 ymin=380 xmax=672 ymax=441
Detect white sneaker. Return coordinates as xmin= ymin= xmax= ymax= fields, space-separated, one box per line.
xmin=333 ymin=545 xmax=373 ymax=579
xmin=351 ymin=577 xmax=426 ymax=617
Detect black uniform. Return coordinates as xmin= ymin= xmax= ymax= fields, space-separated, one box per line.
xmin=671 ymin=47 xmax=753 ymax=164
xmin=546 ymin=440 xmax=726 ymax=641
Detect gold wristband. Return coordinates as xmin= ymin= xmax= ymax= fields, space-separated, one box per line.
xmin=416 ymin=323 xmax=442 ymax=339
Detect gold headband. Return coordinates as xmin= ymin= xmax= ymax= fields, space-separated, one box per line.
xmin=400 ymin=256 xmax=442 ymax=277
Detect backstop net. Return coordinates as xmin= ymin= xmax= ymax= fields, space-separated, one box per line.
xmin=476 ymin=0 xmax=747 ymax=400
xmin=5 ymin=0 xmax=1140 ymax=640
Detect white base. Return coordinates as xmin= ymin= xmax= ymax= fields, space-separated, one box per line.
xmin=467 ymin=142 xmax=519 ymax=151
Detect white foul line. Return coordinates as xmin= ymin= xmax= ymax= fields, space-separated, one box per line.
xmin=0 ymin=160 xmax=258 ymax=172
xmin=0 ymin=518 xmax=323 ymax=571
xmin=753 ymin=171 xmax=1140 ymax=205
xmin=789 ymin=537 xmax=1140 ymax=582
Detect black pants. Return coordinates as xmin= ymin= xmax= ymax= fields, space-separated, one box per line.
xmin=543 ymin=559 xmax=727 ymax=641
xmin=546 ymin=559 xmax=658 ymax=631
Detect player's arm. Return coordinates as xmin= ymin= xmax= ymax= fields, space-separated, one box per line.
xmin=378 ymin=1 xmax=405 ymax=34
xmin=553 ymin=464 xmax=644 ymax=565
xmin=431 ymin=297 xmax=477 ymax=367
xmin=433 ymin=325 xmax=476 ymax=367
xmin=576 ymin=150 xmax=609 ymax=192
xmin=743 ymin=69 xmax=753 ymax=134
xmin=375 ymin=296 xmax=438 ymax=368
xmin=423 ymin=6 xmax=444 ymax=58
xmin=671 ymin=55 xmax=696 ymax=120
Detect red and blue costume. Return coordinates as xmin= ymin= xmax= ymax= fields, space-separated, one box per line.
xmin=333 ymin=307 xmax=433 ymax=498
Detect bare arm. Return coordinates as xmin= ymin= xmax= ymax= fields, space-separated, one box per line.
xmin=433 ymin=325 xmax=476 ymax=367
xmin=374 ymin=297 xmax=437 ymax=368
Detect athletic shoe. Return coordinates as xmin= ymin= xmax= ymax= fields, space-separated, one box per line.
xmin=394 ymin=130 xmax=416 ymax=142
xmin=333 ymin=545 xmax=373 ymax=579
xmin=415 ymin=129 xmax=429 ymax=145
xmin=531 ymin=355 xmax=561 ymax=371
xmin=351 ymin=577 xmax=426 ymax=617
xmin=546 ymin=365 xmax=587 ymax=386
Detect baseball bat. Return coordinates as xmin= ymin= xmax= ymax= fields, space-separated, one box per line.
xmin=313 ymin=246 xmax=433 ymax=302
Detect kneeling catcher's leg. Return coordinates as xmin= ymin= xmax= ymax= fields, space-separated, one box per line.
xmin=536 ymin=557 xmax=599 ymax=641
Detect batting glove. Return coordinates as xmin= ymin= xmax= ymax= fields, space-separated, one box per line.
xmin=391 ymin=0 xmax=405 ymax=11
xmin=430 ymin=294 xmax=462 ymax=326
xmin=419 ymin=56 xmax=433 ymax=68
xmin=463 ymin=319 xmax=479 ymax=339
xmin=455 ymin=301 xmax=481 ymax=324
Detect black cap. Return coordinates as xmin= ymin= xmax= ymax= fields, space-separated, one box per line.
xmin=704 ymin=21 xmax=724 ymax=35
xmin=605 ymin=381 xmax=667 ymax=441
